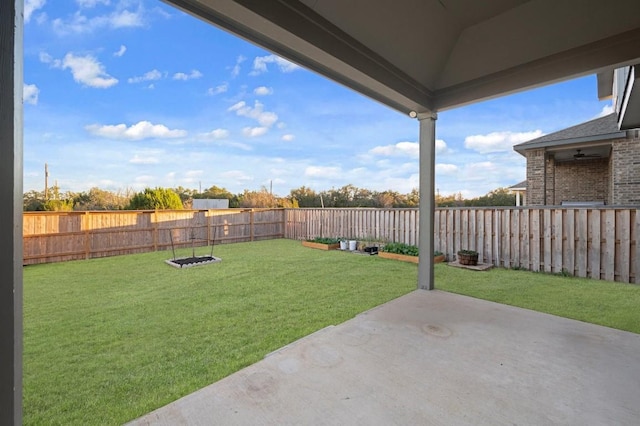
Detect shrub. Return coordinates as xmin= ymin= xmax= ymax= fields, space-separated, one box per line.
xmin=127 ymin=187 xmax=183 ymax=210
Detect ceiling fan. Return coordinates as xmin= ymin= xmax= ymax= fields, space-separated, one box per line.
xmin=573 ymin=149 xmax=601 ymax=160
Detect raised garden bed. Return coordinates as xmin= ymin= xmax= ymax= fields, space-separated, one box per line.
xmin=379 ymin=251 xmax=419 ymax=263
xmin=302 ymin=238 xmax=341 ymax=250
xmin=378 ymin=242 xmax=445 ymax=264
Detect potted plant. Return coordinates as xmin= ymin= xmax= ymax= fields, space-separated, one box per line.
xmin=457 ymin=249 xmax=479 ymax=266
xmin=301 ymin=237 xmax=341 ymax=250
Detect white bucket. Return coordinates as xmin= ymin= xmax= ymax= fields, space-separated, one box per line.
xmin=340 ymin=240 xmax=348 ymax=250
xmin=348 ymin=240 xmax=357 ymax=251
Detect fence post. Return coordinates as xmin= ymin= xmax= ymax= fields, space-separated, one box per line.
xmin=250 ymin=210 xmax=255 ymax=241
xmin=153 ymin=210 xmax=158 ymax=251
xmin=83 ymin=211 xmax=90 ymax=260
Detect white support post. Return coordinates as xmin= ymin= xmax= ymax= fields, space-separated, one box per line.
xmin=0 ymin=0 xmax=23 ymax=424
xmin=417 ymin=112 xmax=437 ymax=290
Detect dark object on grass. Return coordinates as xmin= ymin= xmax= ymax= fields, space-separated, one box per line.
xmin=165 ymin=256 xmax=221 ymax=269
xmin=364 ymin=246 xmax=378 ymax=255
xmin=166 ymin=225 xmax=221 ymax=268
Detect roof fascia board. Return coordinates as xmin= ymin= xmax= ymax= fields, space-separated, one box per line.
xmin=618 ymin=65 xmax=640 ymax=129
xmin=513 ymin=132 xmax=626 ymax=154
xmin=434 ymin=27 xmax=640 ymax=111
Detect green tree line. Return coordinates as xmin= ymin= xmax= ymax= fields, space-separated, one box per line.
xmin=23 ymin=184 xmax=516 ymax=211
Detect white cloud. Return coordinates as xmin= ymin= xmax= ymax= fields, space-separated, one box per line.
xmin=36 ymin=12 xmax=48 ymax=24
xmin=254 ymin=86 xmax=273 ymax=96
xmin=173 ymin=70 xmax=203 ymax=81
xmin=130 ymin=155 xmax=159 ymax=164
xmin=52 ymin=8 xmax=144 ymax=35
xmin=109 ymin=9 xmax=142 ymax=28
xmin=369 ymin=140 xmax=450 ymax=158
xmin=25 ymin=0 xmax=46 ymax=23
xmin=228 ymin=100 xmax=278 ymax=127
xmin=207 ymin=83 xmax=228 ymax=96
xmin=199 ymin=129 xmax=230 ymax=140
xmin=42 ymin=52 xmax=117 ymax=88
xmin=39 ymin=52 xmax=52 ymax=63
xmin=76 ymin=0 xmax=110 ymax=7
xmin=597 ymin=103 xmax=614 ymax=118
xmin=128 ymin=69 xmax=163 ymax=84
xmin=369 ymin=141 xmax=418 ymax=158
xmin=134 ymin=175 xmax=155 ymax=187
xmin=242 ymin=126 xmax=268 ymax=137
xmin=461 ymin=161 xmax=498 ymax=181
xmin=113 ymin=45 xmax=126 ymax=57
xmin=23 ymin=84 xmax=40 ymax=105
xmin=435 ymin=163 xmax=459 ymax=175
xmin=85 ymin=121 xmax=187 ymax=140
xmin=435 ymin=139 xmax=452 ymax=154
xmin=282 ymin=134 xmax=295 ymax=142
xmin=464 ymin=130 xmax=544 ymax=154
xmin=305 ymin=166 xmax=341 ymax=177
xmin=250 ymin=54 xmax=300 ymax=75
xmin=220 ymin=170 xmax=253 ymax=182
xmin=230 ymin=55 xmax=245 ymax=78
xmin=219 ymin=141 xmax=252 ymax=151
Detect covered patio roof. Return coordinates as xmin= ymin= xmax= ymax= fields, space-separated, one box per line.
xmin=4 ymin=0 xmax=640 ymax=423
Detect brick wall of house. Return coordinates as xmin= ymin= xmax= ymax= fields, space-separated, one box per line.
xmin=553 ymin=158 xmax=609 ymax=204
xmin=612 ymin=132 xmax=640 ymax=205
xmin=526 ymin=149 xmax=545 ymax=205
xmin=545 ymin=155 xmax=556 ymax=204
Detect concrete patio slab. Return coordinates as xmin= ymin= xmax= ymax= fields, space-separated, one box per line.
xmin=128 ymin=290 xmax=640 ymax=425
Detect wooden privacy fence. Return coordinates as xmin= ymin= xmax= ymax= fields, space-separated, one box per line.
xmin=23 ymin=209 xmax=285 ymax=265
xmin=284 ymin=207 xmax=640 ymax=284
xmin=285 ymin=208 xmax=420 ymax=245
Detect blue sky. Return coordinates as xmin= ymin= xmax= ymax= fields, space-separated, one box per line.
xmin=23 ymin=0 xmax=614 ymax=198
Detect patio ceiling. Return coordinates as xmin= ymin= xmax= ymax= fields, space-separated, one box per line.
xmin=165 ymin=0 xmax=640 ymax=115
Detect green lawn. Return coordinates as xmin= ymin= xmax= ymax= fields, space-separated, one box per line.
xmin=23 ymin=239 xmax=416 ymax=425
xmin=436 ymin=263 xmax=640 ymax=334
xmin=23 ymin=239 xmax=640 ymax=424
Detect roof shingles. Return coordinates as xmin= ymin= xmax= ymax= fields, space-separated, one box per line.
xmin=513 ymin=113 xmax=624 ymax=153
